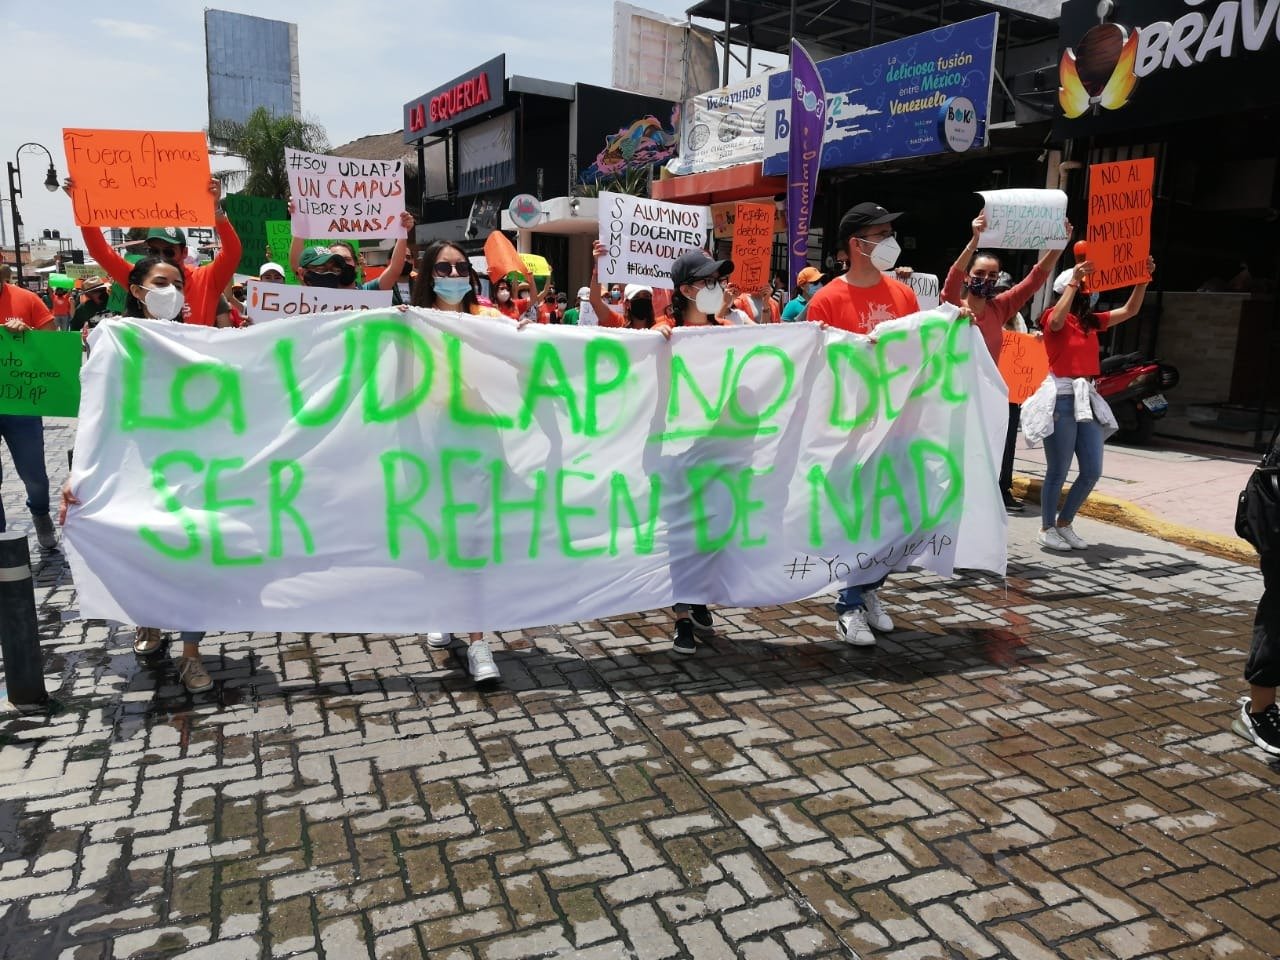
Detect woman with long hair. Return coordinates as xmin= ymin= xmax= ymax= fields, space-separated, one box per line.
xmin=63 ymin=257 xmax=219 ymax=694
xmin=409 ymin=240 xmax=503 ymax=683
xmin=1029 ymin=256 xmax=1155 ymax=551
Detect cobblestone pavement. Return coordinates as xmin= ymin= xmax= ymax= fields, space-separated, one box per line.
xmin=2 ymin=423 xmax=1278 ymax=960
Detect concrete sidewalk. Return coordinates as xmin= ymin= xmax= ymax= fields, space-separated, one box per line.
xmin=1012 ymin=436 xmax=1259 ymax=563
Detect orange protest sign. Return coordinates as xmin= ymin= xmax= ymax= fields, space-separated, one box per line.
xmin=730 ymin=202 xmax=774 ymax=293
xmin=62 ymin=129 xmax=214 ymax=228
xmin=998 ymin=331 xmax=1049 ymax=404
xmin=1086 ymin=157 xmax=1153 ymax=293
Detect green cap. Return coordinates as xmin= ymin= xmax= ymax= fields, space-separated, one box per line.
xmin=145 ymin=226 xmax=187 ymax=246
xmin=299 ymin=246 xmax=341 ymax=269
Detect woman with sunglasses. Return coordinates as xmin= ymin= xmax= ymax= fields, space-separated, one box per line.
xmin=942 ymin=212 xmax=1070 ymax=512
xmin=407 ymin=240 xmax=504 ymax=683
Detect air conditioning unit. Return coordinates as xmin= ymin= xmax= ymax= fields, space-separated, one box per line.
xmin=1009 ymin=65 xmax=1059 ymax=125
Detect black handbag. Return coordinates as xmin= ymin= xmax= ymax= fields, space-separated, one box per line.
xmin=1236 ymin=423 xmax=1280 ymax=555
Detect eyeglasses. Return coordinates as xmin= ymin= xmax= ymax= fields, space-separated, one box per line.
xmin=855 ymin=231 xmax=895 ymax=244
xmin=149 ymin=245 xmax=179 ymax=260
xmin=431 ymin=261 xmax=469 ymax=278
xmin=687 ymin=276 xmax=721 ymax=290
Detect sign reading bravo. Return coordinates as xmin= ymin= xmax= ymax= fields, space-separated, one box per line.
xmin=403 ymin=55 xmax=505 ymax=142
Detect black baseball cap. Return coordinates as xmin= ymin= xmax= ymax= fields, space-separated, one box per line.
xmin=837 ymin=202 xmax=903 ymax=250
xmin=671 ymin=249 xmax=734 ymax=289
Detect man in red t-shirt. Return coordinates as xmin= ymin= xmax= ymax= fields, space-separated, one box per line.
xmin=0 ymin=264 xmax=59 ymax=549
xmin=806 ymin=202 xmax=919 ymax=334
xmin=806 ymin=202 xmax=924 ymax=648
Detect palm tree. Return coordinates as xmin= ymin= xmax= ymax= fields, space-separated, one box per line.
xmin=210 ymin=107 xmax=330 ymax=199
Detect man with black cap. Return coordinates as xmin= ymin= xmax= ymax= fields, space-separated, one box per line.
xmin=806 ymin=201 xmax=923 ymax=647
xmin=64 ymin=176 xmax=242 ymax=328
xmin=807 ymin=202 xmax=917 ymax=334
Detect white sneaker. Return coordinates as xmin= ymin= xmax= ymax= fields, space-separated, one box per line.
xmin=426 ymin=632 xmax=452 ymax=648
xmin=1037 ymin=527 xmax=1073 ymax=552
xmin=1056 ymin=524 xmax=1089 ymax=550
xmin=467 ymin=640 xmax=500 ymax=682
xmin=862 ymin=590 xmax=893 ymax=632
xmin=837 ymin=608 xmax=876 ymax=647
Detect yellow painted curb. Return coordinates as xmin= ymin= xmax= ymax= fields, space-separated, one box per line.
xmin=1011 ymin=474 xmax=1260 ymax=568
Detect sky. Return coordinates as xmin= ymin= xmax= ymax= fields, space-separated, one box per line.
xmin=1 ymin=0 xmax=751 ymax=252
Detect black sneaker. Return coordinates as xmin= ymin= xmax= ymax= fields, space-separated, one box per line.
xmin=1233 ymin=699 xmax=1280 ymax=756
xmin=672 ymin=619 xmax=696 ymax=656
xmin=1002 ymin=491 xmax=1025 ymax=513
xmin=689 ymin=605 xmax=714 ymax=637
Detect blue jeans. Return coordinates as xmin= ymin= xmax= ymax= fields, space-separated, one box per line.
xmin=0 ymin=415 xmax=50 ymax=532
xmin=836 ymin=576 xmax=888 ymax=614
xmin=1041 ymin=394 xmax=1105 ymax=529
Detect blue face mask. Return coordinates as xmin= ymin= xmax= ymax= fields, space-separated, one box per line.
xmin=1088 ymin=291 xmax=1100 ymax=310
xmin=806 ymin=282 xmax=821 ymax=297
xmin=434 ymin=277 xmax=471 ymax=305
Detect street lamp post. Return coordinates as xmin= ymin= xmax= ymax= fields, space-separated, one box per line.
xmin=6 ymin=142 xmax=60 ymax=286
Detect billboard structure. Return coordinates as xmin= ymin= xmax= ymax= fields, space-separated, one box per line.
xmin=612 ymin=1 xmax=717 ymax=101
xmin=204 ymin=9 xmax=301 ymax=130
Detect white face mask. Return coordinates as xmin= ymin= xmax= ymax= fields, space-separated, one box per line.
xmin=694 ymin=283 xmax=722 ymax=314
xmin=142 ymin=284 xmax=184 ymax=320
xmin=865 ymin=236 xmax=901 ymax=272
xmin=497 ymin=290 xmax=511 ymax=302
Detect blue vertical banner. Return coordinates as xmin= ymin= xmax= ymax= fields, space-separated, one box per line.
xmin=787 ymin=40 xmax=827 ymax=288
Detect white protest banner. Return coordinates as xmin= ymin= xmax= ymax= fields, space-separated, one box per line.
xmin=598 ymin=191 xmax=711 ymax=289
xmin=65 ymin=307 xmax=1007 ymax=633
xmin=675 ymin=76 xmax=769 ymax=175
xmin=285 ymin=147 xmax=406 ymax=241
xmin=977 ymin=189 xmax=1069 ymax=249
xmin=578 ymin=301 xmax=599 ymax=327
xmin=886 ymin=272 xmax=940 ymax=311
xmin=244 ymin=280 xmax=393 ymax=323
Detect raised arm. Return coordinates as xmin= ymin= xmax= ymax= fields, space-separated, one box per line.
xmin=942 ymin=213 xmax=985 ymax=306
xmin=1106 ymin=257 xmax=1155 ymax=326
xmin=589 ymin=240 xmax=624 ymax=327
xmin=376 ymin=212 xmax=417 ymax=291
xmin=62 ymin=178 xmax=131 ymax=287
xmin=286 ymin=198 xmax=304 ymax=279
xmin=1046 ymin=260 xmax=1092 ymax=332
xmin=207 ymin=180 xmax=242 ymax=294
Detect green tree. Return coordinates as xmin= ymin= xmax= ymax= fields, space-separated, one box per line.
xmin=210 ymin=107 xmax=330 ymax=199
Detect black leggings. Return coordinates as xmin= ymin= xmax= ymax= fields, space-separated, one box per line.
xmin=1245 ymin=551 xmax=1280 ymax=688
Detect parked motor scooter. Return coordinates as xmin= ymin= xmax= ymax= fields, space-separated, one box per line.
xmin=1096 ymin=352 xmax=1180 ymax=445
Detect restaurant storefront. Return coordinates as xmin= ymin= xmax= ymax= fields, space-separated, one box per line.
xmin=1054 ymin=0 xmax=1280 ymax=449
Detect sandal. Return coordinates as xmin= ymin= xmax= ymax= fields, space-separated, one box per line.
xmin=132 ymin=627 xmax=167 ymax=659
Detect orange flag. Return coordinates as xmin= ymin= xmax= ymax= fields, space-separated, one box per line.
xmin=483 ymin=230 xmax=533 ymax=289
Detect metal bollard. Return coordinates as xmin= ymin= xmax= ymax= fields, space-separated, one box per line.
xmin=0 ymin=531 xmax=49 ymax=711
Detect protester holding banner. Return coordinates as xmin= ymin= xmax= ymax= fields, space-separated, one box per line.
xmin=290 ymin=211 xmax=415 ymax=298
xmin=943 ymin=212 xmax=1067 ymax=512
xmin=406 ymin=239 xmax=507 ymax=682
xmin=1026 ymin=257 xmax=1155 ymax=552
xmin=781 ymin=267 xmax=823 ymax=322
xmin=805 ymin=202 xmax=928 ymax=646
xmin=941 ymin=213 xmax=1066 ymax=363
xmin=587 ymin=241 xmax=641 ymax=329
xmin=63 ymin=177 xmax=241 ymax=328
xmin=0 ymin=263 xmax=59 ymax=550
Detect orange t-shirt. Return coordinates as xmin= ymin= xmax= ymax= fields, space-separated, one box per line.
xmin=50 ymin=291 xmax=72 ymax=317
xmin=806 ymin=275 xmax=919 ymax=334
xmin=0 ymin=283 xmax=56 ymax=330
